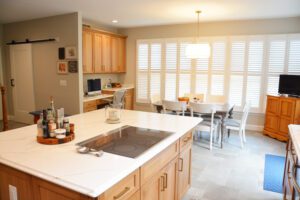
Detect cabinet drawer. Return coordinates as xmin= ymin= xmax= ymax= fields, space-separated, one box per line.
xmin=84 ymin=100 xmax=97 ymax=108
xmin=104 ymin=169 xmax=140 ymax=200
xmin=179 ymin=131 xmax=192 ymax=151
xmin=141 ymin=141 xmax=179 ymax=185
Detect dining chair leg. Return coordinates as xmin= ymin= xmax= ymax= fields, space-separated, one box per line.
xmin=209 ymin=130 xmax=213 ymax=151
xmin=238 ymin=129 xmax=244 ymax=148
xmin=242 ymin=128 xmax=247 ymax=143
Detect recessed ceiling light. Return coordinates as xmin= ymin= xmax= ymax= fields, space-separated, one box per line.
xmin=112 ymin=20 xmax=118 ymax=23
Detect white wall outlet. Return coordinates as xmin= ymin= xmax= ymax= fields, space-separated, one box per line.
xmin=59 ymin=80 xmax=67 ymax=87
xmin=9 ymin=185 xmax=18 ymax=200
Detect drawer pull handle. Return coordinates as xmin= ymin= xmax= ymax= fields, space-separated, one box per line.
xmin=163 ymin=173 xmax=168 ymax=189
xmin=113 ymin=187 xmax=130 ymax=199
xmin=160 ymin=176 xmax=165 ymax=192
xmin=179 ymin=158 xmax=183 ymax=172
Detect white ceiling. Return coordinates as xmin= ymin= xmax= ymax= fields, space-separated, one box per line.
xmin=1 ymin=0 xmax=300 ymax=28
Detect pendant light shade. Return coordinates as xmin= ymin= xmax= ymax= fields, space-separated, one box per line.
xmin=185 ymin=10 xmax=211 ymax=59
xmin=186 ymin=43 xmax=211 ymax=59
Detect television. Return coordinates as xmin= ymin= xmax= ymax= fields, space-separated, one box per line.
xmin=278 ymin=75 xmax=300 ymax=96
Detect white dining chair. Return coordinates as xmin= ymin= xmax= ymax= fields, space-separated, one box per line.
xmin=223 ymin=101 xmax=251 ymax=148
xmin=150 ymin=94 xmax=161 ymax=112
xmin=162 ymin=100 xmax=187 ymax=116
xmin=190 ymin=102 xmax=221 ymax=150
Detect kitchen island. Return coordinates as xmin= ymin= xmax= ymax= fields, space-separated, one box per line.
xmin=0 ymin=109 xmax=201 ymax=200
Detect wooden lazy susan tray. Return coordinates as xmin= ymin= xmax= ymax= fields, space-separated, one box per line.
xmin=37 ymin=133 xmax=75 ymax=145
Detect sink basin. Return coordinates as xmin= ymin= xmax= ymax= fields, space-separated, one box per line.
xmin=76 ymin=126 xmax=174 ymax=158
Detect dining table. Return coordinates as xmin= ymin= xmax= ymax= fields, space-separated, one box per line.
xmin=152 ymin=100 xmax=235 ymax=148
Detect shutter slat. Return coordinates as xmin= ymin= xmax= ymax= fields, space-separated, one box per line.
xmin=150 ymin=73 xmax=160 ymax=97
xmin=212 ymin=42 xmax=226 ymax=71
xmin=248 ymin=41 xmax=264 ymax=72
xmin=165 ymin=73 xmax=177 ymax=100
xmin=267 ymin=76 xmax=279 ymax=96
xmin=288 ymin=40 xmax=300 ymax=73
xmin=150 ymin=43 xmax=161 ymax=71
xmin=246 ymin=76 xmax=261 ymax=108
xmin=196 ymin=74 xmax=208 ymax=95
xmin=229 ymin=75 xmax=243 ymax=106
xmin=138 ymin=44 xmax=148 ymax=71
xmin=166 ymin=43 xmax=177 ymax=71
xmin=179 ymin=74 xmax=191 ymax=97
xmin=231 ymin=41 xmax=245 ymax=72
xmin=211 ymin=75 xmax=224 ymax=95
xmin=180 ymin=43 xmax=191 ymax=71
xmin=268 ymin=40 xmax=286 ymax=73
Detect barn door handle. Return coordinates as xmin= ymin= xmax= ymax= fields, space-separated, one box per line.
xmin=10 ymin=79 xmax=15 ymax=87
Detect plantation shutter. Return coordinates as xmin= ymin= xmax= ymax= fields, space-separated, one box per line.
xmin=229 ymin=75 xmax=244 ymax=106
xmin=137 ymin=43 xmax=149 ymax=102
xmin=246 ymin=76 xmax=261 ymax=108
xmin=288 ymin=39 xmax=300 ymax=74
xmin=150 ymin=43 xmax=161 ymax=97
xmin=231 ymin=41 xmax=245 ymax=72
xmin=165 ymin=42 xmax=178 ymax=100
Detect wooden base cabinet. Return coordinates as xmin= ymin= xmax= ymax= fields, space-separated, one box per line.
xmin=283 ymin=139 xmax=300 ymax=200
xmin=0 ymin=131 xmax=193 ymax=200
xmin=264 ymin=95 xmax=300 ymax=141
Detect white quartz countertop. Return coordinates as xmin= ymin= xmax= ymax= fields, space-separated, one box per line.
xmin=289 ymin=125 xmax=300 ymax=156
xmin=83 ymin=94 xmax=113 ymax=102
xmin=0 ymin=109 xmax=201 ymax=198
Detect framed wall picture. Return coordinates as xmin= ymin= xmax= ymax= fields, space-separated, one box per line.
xmin=65 ymin=46 xmax=77 ymax=59
xmin=57 ymin=61 xmax=68 ymax=74
xmin=68 ymin=61 xmax=78 ymax=73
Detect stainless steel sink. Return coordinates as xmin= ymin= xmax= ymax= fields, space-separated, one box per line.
xmin=76 ymin=126 xmax=174 ymax=158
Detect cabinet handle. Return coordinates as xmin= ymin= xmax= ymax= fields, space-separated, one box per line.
xmin=113 ymin=187 xmax=130 ymax=200
xmin=178 ymin=158 xmax=183 ymax=172
xmin=160 ymin=176 xmax=165 ymax=192
xmin=163 ymin=173 xmax=168 ymax=189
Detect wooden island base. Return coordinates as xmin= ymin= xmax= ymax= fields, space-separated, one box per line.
xmin=0 ymin=131 xmax=193 ymax=200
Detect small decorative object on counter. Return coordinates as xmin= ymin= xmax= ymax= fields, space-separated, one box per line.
xmin=37 ymin=113 xmax=43 ymax=137
xmin=63 ymin=118 xmax=70 ymax=136
xmin=105 ymin=105 xmax=121 ymax=124
xmin=42 ymin=110 xmax=49 ymax=138
xmin=36 ymin=99 xmax=75 ymax=145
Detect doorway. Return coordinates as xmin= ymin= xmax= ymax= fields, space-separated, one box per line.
xmin=9 ymin=44 xmax=35 ymax=124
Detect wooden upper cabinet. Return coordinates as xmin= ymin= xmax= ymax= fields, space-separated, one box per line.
xmin=82 ymin=29 xmax=93 ymax=73
xmin=101 ymin=34 xmax=112 ymax=73
xmin=82 ymin=27 xmax=126 ymax=74
xmin=93 ymin=32 xmax=103 ymax=73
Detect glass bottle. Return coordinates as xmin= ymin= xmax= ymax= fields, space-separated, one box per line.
xmin=42 ymin=110 xmax=49 ymax=138
xmin=37 ymin=113 xmax=43 ymax=137
xmin=50 ymin=96 xmax=56 ymax=119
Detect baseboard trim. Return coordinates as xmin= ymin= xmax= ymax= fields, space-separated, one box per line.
xmin=246 ymin=124 xmax=264 ymax=132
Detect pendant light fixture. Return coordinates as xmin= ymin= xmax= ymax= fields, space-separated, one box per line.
xmin=185 ymin=10 xmax=211 ymax=59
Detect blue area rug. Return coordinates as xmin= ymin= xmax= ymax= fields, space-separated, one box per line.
xmin=263 ymin=154 xmax=285 ymax=193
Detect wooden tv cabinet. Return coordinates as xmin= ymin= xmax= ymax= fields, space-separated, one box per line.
xmin=263 ymin=95 xmax=300 ymax=142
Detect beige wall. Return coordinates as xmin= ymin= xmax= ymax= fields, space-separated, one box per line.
xmin=0 ymin=24 xmax=3 ymax=120
xmin=119 ymin=17 xmax=300 ymax=128
xmin=3 ymin=13 xmax=82 ymax=116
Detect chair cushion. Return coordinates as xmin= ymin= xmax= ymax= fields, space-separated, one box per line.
xmin=224 ymin=118 xmax=240 ymax=127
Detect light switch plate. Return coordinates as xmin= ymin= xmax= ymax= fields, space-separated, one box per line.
xmin=60 ymin=80 xmax=67 ymax=86
xmin=9 ymin=185 xmax=18 ymax=200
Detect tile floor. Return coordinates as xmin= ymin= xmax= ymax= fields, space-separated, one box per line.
xmin=183 ymin=131 xmax=286 ymax=200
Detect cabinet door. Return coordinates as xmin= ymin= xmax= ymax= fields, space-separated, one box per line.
xmin=266 ymin=96 xmax=280 ymax=115
xmin=0 ymin=165 xmax=33 ymax=200
xmin=177 ymin=145 xmax=192 ymax=200
xmin=279 ymin=117 xmax=294 ymax=136
xmin=93 ymin=32 xmax=103 ymax=73
xmin=101 ymin=34 xmax=112 ymax=73
xmin=265 ymin=114 xmax=279 ymax=132
xmin=118 ymin=37 xmax=126 ymax=73
xmin=82 ymin=30 xmax=93 ymax=73
xmin=32 ymin=177 xmax=91 ymax=200
xmin=161 ymin=158 xmax=178 ymax=200
xmin=141 ymin=173 xmax=162 ymax=200
xmin=280 ymin=98 xmax=295 ymax=118
xmin=111 ymin=37 xmax=119 ymax=73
